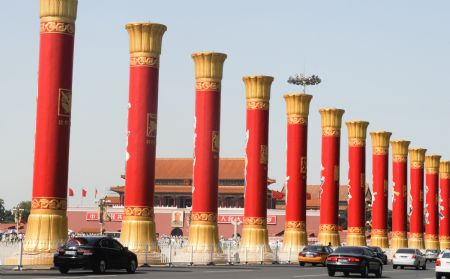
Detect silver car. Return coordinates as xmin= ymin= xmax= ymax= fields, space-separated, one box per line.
xmin=425 ymin=249 xmax=440 ymax=262
xmin=392 ymin=248 xmax=427 ymax=270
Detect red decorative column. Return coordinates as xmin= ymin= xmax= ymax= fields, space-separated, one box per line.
xmin=408 ymin=148 xmax=427 ymax=249
xmin=120 ymin=22 xmax=167 ymax=254
xmin=390 ymin=140 xmax=410 ymax=249
xmin=24 ymin=0 xmax=77 ymax=260
xmin=318 ymin=108 xmax=345 ymax=246
xmin=188 ymin=52 xmax=227 ymax=254
xmin=425 ymin=155 xmax=441 ymax=249
xmin=370 ymin=131 xmax=391 ymax=248
xmin=439 ymin=161 xmax=450 ymax=249
xmin=283 ymin=94 xmax=312 ymax=251
xmin=345 ymin=121 xmax=369 ymax=246
xmin=240 ymin=76 xmax=273 ymax=259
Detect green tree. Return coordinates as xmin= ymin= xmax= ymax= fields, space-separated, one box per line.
xmin=16 ymin=201 xmax=31 ymax=222
xmin=0 ymin=198 xmax=14 ymax=223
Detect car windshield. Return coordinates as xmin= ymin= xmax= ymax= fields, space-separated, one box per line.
xmin=65 ymin=237 xmax=98 ymax=247
xmin=303 ymin=246 xmax=324 ymax=252
xmin=334 ymin=247 xmax=363 ymax=255
xmin=396 ymin=249 xmax=414 ymax=254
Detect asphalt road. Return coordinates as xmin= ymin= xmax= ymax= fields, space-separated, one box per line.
xmin=0 ymin=264 xmax=438 ymax=279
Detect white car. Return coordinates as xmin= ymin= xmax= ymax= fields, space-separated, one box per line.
xmin=392 ymin=248 xmax=427 ymax=270
xmin=436 ymin=249 xmax=450 ymax=279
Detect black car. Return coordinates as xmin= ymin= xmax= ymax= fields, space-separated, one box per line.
xmin=54 ymin=236 xmax=138 ymax=274
xmin=326 ymin=246 xmax=383 ymax=278
xmin=367 ymin=246 xmax=388 ymax=265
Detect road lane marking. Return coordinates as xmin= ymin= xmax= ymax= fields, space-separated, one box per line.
xmin=293 ymin=275 xmax=328 ymax=278
xmin=204 ymin=269 xmax=254 ymax=273
xmin=35 ymin=275 xmax=117 ymax=279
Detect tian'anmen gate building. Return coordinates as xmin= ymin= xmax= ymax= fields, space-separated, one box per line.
xmin=67 ymin=157 xmax=372 ymax=240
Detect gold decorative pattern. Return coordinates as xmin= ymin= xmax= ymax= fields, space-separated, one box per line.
xmin=58 ymin=89 xmax=72 ymax=117
xmin=348 ymin=227 xmax=365 ymax=233
xmin=288 ymin=116 xmax=308 ymax=125
xmin=393 ymin=155 xmax=407 ymax=162
xmin=32 ymin=198 xmax=67 ymax=210
xmin=124 ymin=206 xmax=154 ymax=217
xmin=192 ymin=52 xmax=227 ymax=81
xmin=370 ymin=131 xmax=392 ymax=150
xmin=244 ymin=217 xmax=267 ymax=226
xmin=411 ymin=161 xmax=424 ymax=169
xmin=409 ymin=232 xmax=424 ymax=238
xmin=260 ymin=145 xmax=268 ymax=165
xmin=319 ymin=224 xmax=338 ymax=233
xmin=284 ymin=94 xmax=313 ymax=117
xmin=146 ymin=113 xmax=157 ymax=139
xmin=319 ymin=108 xmax=345 ymax=129
xmin=322 ymin=127 xmax=340 ymax=137
xmin=211 ymin=131 xmax=220 ymax=153
xmin=196 ymin=81 xmax=220 ymax=91
xmin=391 ymin=140 xmax=410 ymax=156
xmin=439 ymin=235 xmax=450 ymax=241
xmin=40 ymin=21 xmax=75 ymax=35
xmin=391 ymin=231 xmax=407 ymax=237
xmin=130 ymin=56 xmax=159 ymax=68
xmin=301 ymin=157 xmax=307 ymax=174
xmin=373 ymin=147 xmax=388 ymax=155
xmin=126 ymin=22 xmax=167 ymax=56
xmin=286 ymin=221 xmax=306 ymax=229
xmin=371 ymin=229 xmax=387 ymax=236
xmin=425 ymin=234 xmax=439 ymax=240
xmin=409 ymin=148 xmax=427 ymax=168
xmin=191 ymin=212 xmax=217 ymax=222
xmin=440 ymin=161 xmax=450 ymax=178
xmin=247 ymin=100 xmax=269 ymax=110
xmin=348 ymin=138 xmax=365 ymax=147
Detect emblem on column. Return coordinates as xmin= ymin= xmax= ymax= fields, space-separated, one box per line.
xmin=58 ymin=89 xmax=72 ymax=117
xmin=260 ymin=145 xmax=268 ymax=165
xmin=211 ymin=131 xmax=220 ymax=152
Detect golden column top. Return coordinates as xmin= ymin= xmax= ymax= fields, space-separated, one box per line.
xmin=370 ymin=131 xmax=392 ymax=155
xmin=391 ymin=140 xmax=410 ymax=162
xmin=192 ymin=52 xmax=227 ymax=81
xmin=346 ymin=121 xmax=369 ymax=147
xmin=243 ymin=75 xmax=274 ymax=102
xmin=440 ymin=161 xmax=450 ymax=177
xmin=126 ymin=22 xmax=167 ymax=57
xmin=425 ymin=155 xmax=441 ymax=174
xmin=40 ymin=0 xmax=77 ymax=22
xmin=283 ymin=94 xmax=313 ymax=117
xmin=319 ymin=108 xmax=345 ymax=128
xmin=409 ymin=148 xmax=427 ymax=168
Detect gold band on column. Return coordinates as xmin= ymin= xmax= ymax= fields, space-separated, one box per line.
xmin=346 ymin=227 xmax=366 ymax=246
xmin=319 ymin=108 xmax=345 ymax=137
xmin=318 ymin=224 xmax=340 ymax=247
xmin=243 ymin=76 xmax=273 ymax=110
xmin=391 ymin=231 xmax=408 ymax=249
xmin=371 ymin=131 xmax=392 ymax=154
xmin=188 ymin=212 xmax=221 ymax=252
xmin=371 ymin=229 xmax=389 ymax=248
xmin=408 ymin=233 xmax=425 ymax=249
xmin=240 ymin=217 xmax=272 ymax=262
xmin=440 ymin=235 xmax=450 ymax=250
xmin=391 ymin=140 xmax=410 ymax=162
xmin=409 ymin=148 xmax=427 ymax=168
xmin=283 ymin=221 xmax=307 ymax=250
xmin=284 ymin=94 xmax=312 ymax=125
xmin=425 ymin=155 xmax=441 ymax=174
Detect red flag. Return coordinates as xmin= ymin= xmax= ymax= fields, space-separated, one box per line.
xmin=271 ymin=191 xmax=284 ymax=200
xmin=82 ymin=189 xmax=87 ymax=198
xmin=68 ymin=188 xmax=74 ymax=197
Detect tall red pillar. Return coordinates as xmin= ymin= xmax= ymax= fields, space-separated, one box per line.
xmin=408 ymin=148 xmax=427 ymax=249
xmin=345 ymin=121 xmax=369 ymax=246
xmin=25 ymin=0 xmax=77 ymax=260
xmin=439 ymin=161 xmax=450 ymax=249
xmin=390 ymin=140 xmax=410 ymax=249
xmin=240 ymin=76 xmax=273 ymax=259
xmin=188 ymin=52 xmax=227 ymax=254
xmin=120 ymin=22 xmax=167 ymax=253
xmin=369 ymin=131 xmax=391 ymax=248
xmin=283 ymin=94 xmax=313 ymax=251
xmin=425 ymin=155 xmax=441 ymax=249
xmin=318 ymin=108 xmax=345 ymax=246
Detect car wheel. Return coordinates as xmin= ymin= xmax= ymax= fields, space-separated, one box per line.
xmin=126 ymin=258 xmax=137 ymax=274
xmin=343 ymin=271 xmax=349 ymax=277
xmin=360 ymin=263 xmax=369 ymax=278
xmin=436 ymin=272 xmax=442 ymax=279
xmin=400 ymin=265 xmax=404 ymax=269
xmin=328 ymin=270 xmax=335 ymax=277
xmin=422 ymin=261 xmax=427 ymax=270
xmin=415 ymin=262 xmax=420 ymax=270
xmin=393 ymin=264 xmax=397 ymax=269
xmin=375 ymin=264 xmax=383 ymax=278
xmin=58 ymin=266 xmax=69 ymax=274
xmin=299 ymin=262 xmax=305 ymax=266
xmin=93 ymin=259 xmax=107 ymax=274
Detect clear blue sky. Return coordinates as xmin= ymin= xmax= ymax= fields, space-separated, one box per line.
xmin=1 ymin=0 xmax=449 ymax=209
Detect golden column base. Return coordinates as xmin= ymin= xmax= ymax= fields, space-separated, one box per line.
xmin=188 ymin=220 xmax=221 ymax=253
xmin=120 ymin=215 xmax=159 ymax=253
xmin=370 ymin=229 xmax=388 ymax=248
xmin=346 ymin=227 xmax=367 ymax=246
xmin=282 ymin=227 xmax=307 ymax=252
xmin=240 ymin=218 xmax=272 ymax=263
xmin=440 ymin=236 xmax=450 ymax=250
xmin=425 ymin=234 xmax=440 ymax=250
xmin=408 ymin=233 xmax=425 ymax=249
xmin=5 ymin=209 xmax=68 ymax=266
xmin=390 ymin=231 xmax=408 ymax=249
xmin=318 ymin=224 xmax=340 ymax=246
